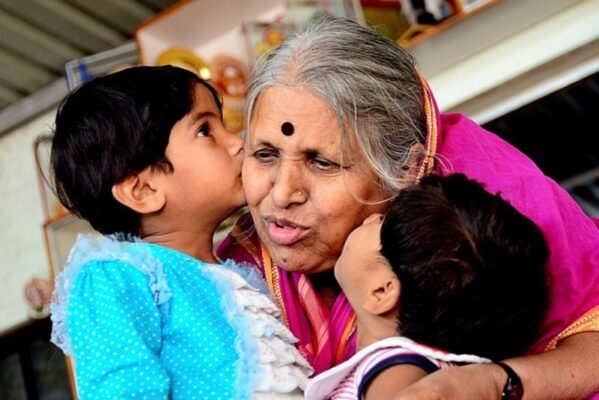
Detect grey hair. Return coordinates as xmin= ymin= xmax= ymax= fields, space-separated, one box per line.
xmin=246 ymin=17 xmax=426 ymax=194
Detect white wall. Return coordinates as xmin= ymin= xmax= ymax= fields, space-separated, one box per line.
xmin=417 ymin=0 xmax=599 ymax=121
xmin=0 ymin=109 xmax=56 ymax=333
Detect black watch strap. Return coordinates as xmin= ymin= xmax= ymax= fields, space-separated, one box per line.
xmin=496 ymin=362 xmax=524 ymax=400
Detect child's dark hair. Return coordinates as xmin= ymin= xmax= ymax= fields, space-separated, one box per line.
xmin=51 ymin=66 xmax=221 ymax=235
xmin=380 ymin=174 xmax=549 ymax=360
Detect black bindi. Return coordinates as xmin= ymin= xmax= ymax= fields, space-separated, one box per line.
xmin=281 ymin=121 xmax=295 ymax=136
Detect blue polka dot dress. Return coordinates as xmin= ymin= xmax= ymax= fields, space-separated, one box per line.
xmin=51 ymin=235 xmax=312 ymax=399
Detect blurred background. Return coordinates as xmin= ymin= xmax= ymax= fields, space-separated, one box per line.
xmin=0 ymin=0 xmax=597 ymax=398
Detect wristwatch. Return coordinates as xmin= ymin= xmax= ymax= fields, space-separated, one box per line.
xmin=496 ymin=362 xmax=523 ymax=400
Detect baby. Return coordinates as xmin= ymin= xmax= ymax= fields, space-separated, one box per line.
xmin=306 ymin=173 xmax=548 ymax=399
xmin=49 ymin=65 xmax=311 ymax=399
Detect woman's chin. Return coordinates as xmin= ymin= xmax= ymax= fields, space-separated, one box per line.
xmin=269 ymin=246 xmax=334 ymax=275
xmin=269 ymin=248 xmax=305 ymax=272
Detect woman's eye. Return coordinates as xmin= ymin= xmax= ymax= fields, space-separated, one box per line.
xmin=252 ymin=149 xmax=277 ymax=163
xmin=312 ymin=157 xmax=340 ymax=172
xmin=196 ymin=122 xmax=211 ymax=137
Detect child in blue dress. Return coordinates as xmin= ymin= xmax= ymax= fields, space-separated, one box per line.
xmin=49 ymin=65 xmax=311 ymax=399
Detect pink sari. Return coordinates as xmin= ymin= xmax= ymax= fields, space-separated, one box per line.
xmin=217 ymin=79 xmax=599 ymax=375
xmin=217 ymin=214 xmax=357 ymax=374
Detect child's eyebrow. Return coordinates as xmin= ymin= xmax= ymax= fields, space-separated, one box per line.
xmin=191 ymin=111 xmax=218 ymax=125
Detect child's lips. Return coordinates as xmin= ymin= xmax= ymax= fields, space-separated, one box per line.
xmin=265 ymin=218 xmax=307 ymax=245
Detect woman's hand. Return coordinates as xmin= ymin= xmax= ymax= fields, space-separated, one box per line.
xmin=394 ymin=363 xmax=504 ymax=400
xmin=395 ymin=332 xmax=599 ymax=400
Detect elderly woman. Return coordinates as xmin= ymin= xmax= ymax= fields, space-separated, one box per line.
xmin=217 ymin=18 xmax=599 ymax=399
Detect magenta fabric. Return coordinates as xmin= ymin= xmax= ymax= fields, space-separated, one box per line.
xmin=436 ymin=113 xmax=599 ymax=353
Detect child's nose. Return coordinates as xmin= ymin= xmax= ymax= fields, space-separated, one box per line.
xmin=228 ymin=132 xmax=244 ymax=157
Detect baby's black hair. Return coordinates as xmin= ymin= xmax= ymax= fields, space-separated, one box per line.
xmin=51 ymin=65 xmax=221 ymax=235
xmin=380 ymin=174 xmax=549 ymax=360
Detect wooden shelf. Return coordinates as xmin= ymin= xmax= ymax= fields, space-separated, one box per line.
xmin=400 ymin=0 xmax=500 ymax=48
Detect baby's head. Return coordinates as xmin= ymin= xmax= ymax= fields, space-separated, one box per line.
xmin=51 ymin=66 xmax=245 ymax=236
xmin=336 ymin=174 xmax=548 ymax=360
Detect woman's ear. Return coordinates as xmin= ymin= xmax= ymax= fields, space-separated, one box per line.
xmin=399 ymin=143 xmax=426 ymax=179
xmin=111 ymin=167 xmax=166 ymax=214
xmin=363 ymin=273 xmax=401 ymax=316
xmin=409 ymin=143 xmax=425 ymax=165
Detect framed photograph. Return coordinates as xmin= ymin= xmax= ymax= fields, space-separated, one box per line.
xmin=243 ymin=20 xmax=296 ymax=64
xmin=64 ymin=41 xmax=138 ymax=91
xmin=455 ymin=0 xmax=494 ymax=13
xmin=286 ymin=0 xmax=364 ymax=23
xmin=34 ymin=135 xmax=70 ymax=220
xmin=43 ymin=213 xmax=97 ymax=279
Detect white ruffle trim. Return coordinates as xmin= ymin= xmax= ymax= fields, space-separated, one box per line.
xmin=207 ymin=261 xmax=313 ymax=399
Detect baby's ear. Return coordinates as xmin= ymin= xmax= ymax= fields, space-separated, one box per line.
xmin=363 ymin=273 xmax=401 ymax=316
xmin=111 ymin=167 xmax=166 ymax=214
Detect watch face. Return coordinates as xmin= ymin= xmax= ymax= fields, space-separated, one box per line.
xmin=504 ymin=380 xmax=524 ymax=400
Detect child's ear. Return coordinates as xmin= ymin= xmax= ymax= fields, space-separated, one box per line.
xmin=363 ymin=274 xmax=401 ymax=316
xmin=111 ymin=167 xmax=166 ymax=214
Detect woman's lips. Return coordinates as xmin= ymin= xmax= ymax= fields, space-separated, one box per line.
xmin=265 ymin=218 xmax=307 ymax=245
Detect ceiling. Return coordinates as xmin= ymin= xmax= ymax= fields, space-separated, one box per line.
xmin=0 ymin=0 xmax=179 ymax=112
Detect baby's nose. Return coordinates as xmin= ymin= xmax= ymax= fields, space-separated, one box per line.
xmin=363 ymin=213 xmax=383 ymax=225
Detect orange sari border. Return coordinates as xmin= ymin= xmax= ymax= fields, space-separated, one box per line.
xmin=416 ymin=73 xmax=438 ymax=183
xmin=335 ymin=313 xmax=357 ymax=364
xmin=545 ymin=305 xmax=599 ymax=351
xmin=260 ymin=244 xmax=289 ymax=326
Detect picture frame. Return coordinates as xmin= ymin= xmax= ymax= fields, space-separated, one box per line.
xmin=455 ymin=0 xmax=494 ymax=13
xmin=243 ymin=20 xmax=295 ymax=65
xmin=286 ymin=0 xmax=365 ymax=23
xmin=43 ymin=213 xmax=97 ymax=279
xmin=34 ymin=135 xmax=69 ymax=221
xmin=64 ymin=41 xmax=138 ymax=91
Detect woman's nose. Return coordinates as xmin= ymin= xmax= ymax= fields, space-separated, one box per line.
xmin=271 ymin=162 xmax=306 ymax=208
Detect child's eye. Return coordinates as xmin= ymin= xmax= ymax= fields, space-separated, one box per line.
xmin=196 ymin=122 xmax=211 ymax=137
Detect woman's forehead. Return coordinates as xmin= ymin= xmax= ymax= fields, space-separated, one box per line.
xmin=248 ymin=86 xmax=343 ymax=147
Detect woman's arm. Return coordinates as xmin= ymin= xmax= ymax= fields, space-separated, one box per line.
xmin=395 ymin=332 xmax=599 ymax=400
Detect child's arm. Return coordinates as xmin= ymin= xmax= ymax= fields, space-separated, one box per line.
xmin=364 ymin=364 xmax=427 ymax=400
xmin=61 ymin=260 xmax=170 ymax=399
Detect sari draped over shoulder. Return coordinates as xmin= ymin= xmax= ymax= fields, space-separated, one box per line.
xmin=418 ymin=79 xmax=599 ymax=354
xmin=217 ymin=77 xmax=599 ymax=374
